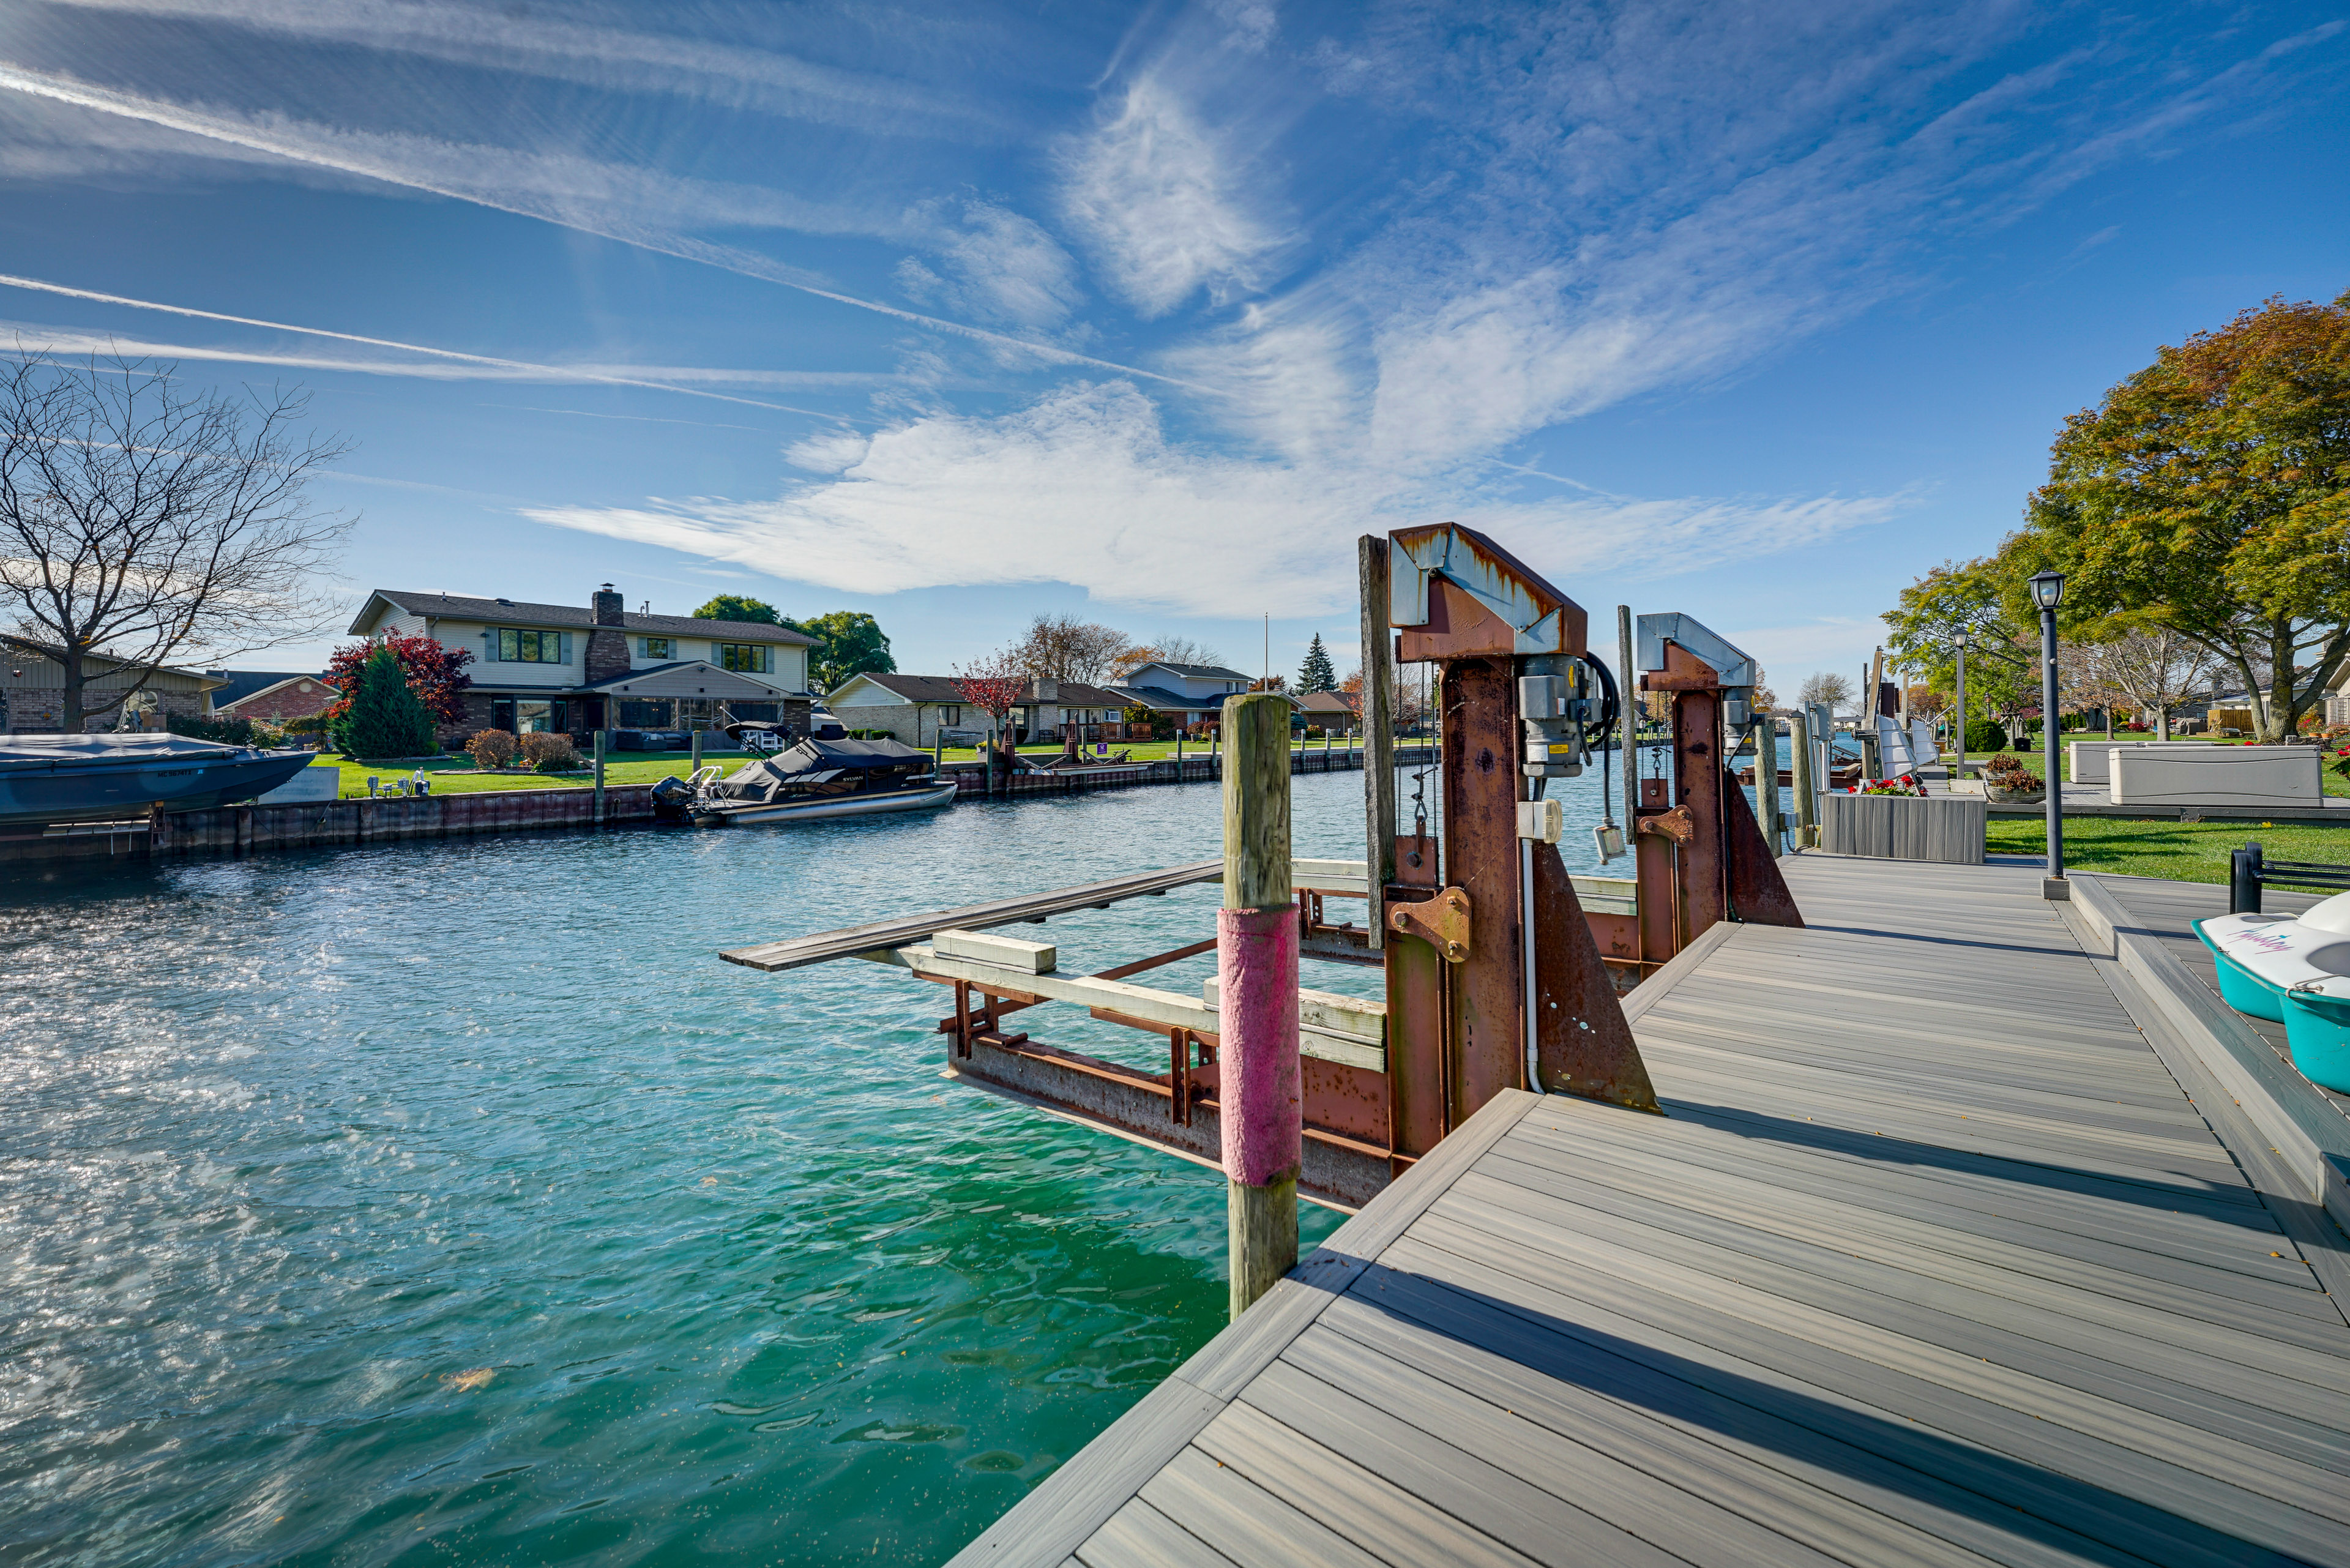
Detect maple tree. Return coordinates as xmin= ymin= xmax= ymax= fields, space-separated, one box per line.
xmin=951 ymin=649 xmax=1029 ymax=743
xmin=326 ymin=633 xmax=473 ymax=722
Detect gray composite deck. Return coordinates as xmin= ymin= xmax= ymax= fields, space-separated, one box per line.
xmin=949 ymin=853 xmax=2350 ymax=1568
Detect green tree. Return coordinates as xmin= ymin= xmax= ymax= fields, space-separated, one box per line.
xmin=1297 ymin=632 xmax=1337 ymax=693
xmin=1881 ymin=554 xmax=2042 ymax=734
xmin=789 ymin=610 xmax=896 ymax=692
xmin=692 ymin=594 xmax=780 ymax=624
xmin=339 ymin=644 xmax=437 ymax=758
xmin=2019 ymin=291 xmax=2350 ymax=741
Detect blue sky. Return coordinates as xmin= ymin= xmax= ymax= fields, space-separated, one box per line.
xmin=0 ymin=1 xmax=2344 ymax=694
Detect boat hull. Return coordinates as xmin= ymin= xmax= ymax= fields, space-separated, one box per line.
xmin=689 ymin=782 xmax=957 ymax=827
xmin=2195 ymin=915 xmax=2350 ymax=1091
xmin=0 ymin=749 xmax=315 ymax=829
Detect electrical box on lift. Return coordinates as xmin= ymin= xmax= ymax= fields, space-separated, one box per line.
xmin=1517 ymin=661 xmax=1589 ymax=779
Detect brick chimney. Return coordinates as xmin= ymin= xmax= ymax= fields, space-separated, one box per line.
xmin=585 ymin=583 xmax=631 ymax=684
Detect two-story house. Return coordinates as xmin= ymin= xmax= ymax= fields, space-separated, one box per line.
xmin=826 ymin=674 xmax=1130 ymax=745
xmin=1108 ymin=662 xmax=1258 ymax=733
xmin=346 ymin=584 xmax=816 ymax=744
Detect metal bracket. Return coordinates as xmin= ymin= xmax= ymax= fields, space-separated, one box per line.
xmin=1636 ymin=805 xmax=1696 ymax=845
xmin=1389 ymin=886 xmax=1472 ymax=962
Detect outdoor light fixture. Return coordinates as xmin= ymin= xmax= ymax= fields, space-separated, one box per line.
xmin=1953 ymin=629 xmax=1969 ymax=651
xmin=2030 ymin=571 xmax=2066 ymax=897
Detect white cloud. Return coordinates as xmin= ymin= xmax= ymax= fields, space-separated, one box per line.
xmin=895 ymin=200 xmax=1085 ymax=331
xmin=38 ymin=0 xmax=1014 ymax=140
xmin=1058 ymin=77 xmax=1288 ymax=318
xmin=524 ymin=379 xmax=1909 ymax=618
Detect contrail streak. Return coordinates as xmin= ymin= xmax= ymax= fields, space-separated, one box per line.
xmin=0 ymin=272 xmax=850 ymax=416
xmin=0 ymin=62 xmax=1220 ymax=395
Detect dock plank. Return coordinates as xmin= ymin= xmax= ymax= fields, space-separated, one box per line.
xmin=949 ymin=854 xmax=2350 ymax=1568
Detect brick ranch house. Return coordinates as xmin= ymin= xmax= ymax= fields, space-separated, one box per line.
xmin=827 ymin=674 xmax=1132 ymax=746
xmin=207 ymin=671 xmax=338 ymax=725
xmin=2 ymin=637 xmax=225 ymax=733
xmin=347 ymin=585 xmax=817 ymax=745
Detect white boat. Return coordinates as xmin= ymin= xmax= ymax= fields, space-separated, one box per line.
xmin=652 ymin=736 xmax=955 ymax=827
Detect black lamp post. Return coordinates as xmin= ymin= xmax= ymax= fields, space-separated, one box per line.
xmin=2029 ymin=569 xmax=2066 ymax=896
xmin=1953 ymin=629 xmax=1969 ymax=781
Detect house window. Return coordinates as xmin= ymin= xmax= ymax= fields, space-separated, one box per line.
xmin=618 ymin=699 xmax=673 ymax=728
xmin=516 ymin=699 xmax=556 ymax=733
xmin=493 ymin=698 xmax=515 ymax=731
xmin=728 ymin=702 xmax=779 ymax=722
xmin=716 ymin=643 xmax=772 ymax=674
xmin=641 ymin=636 xmax=674 ymax=660
xmin=939 ymin=704 xmax=961 ymax=726
xmin=497 ymin=628 xmax=566 ymax=663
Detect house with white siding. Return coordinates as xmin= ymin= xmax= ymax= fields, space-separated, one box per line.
xmin=346 ymin=584 xmax=816 ymax=743
xmin=829 ymin=674 xmax=1132 ymax=746
xmin=1108 ymin=662 xmax=1256 ymax=733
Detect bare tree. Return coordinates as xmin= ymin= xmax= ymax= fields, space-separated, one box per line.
xmin=1797 ymin=671 xmax=1854 ymax=712
xmin=1012 ymin=613 xmax=1133 ymax=684
xmin=2062 ymin=625 xmax=2218 ymax=740
xmin=0 ymin=351 xmax=352 ymax=730
xmin=1112 ymin=635 xmax=1226 ymax=681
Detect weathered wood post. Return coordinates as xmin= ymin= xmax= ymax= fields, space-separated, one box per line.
xmin=1360 ymin=534 xmax=1397 ymax=949
xmin=1753 ymin=712 xmax=1781 ymax=854
xmin=593 ymin=730 xmax=606 ymax=824
xmin=1218 ymin=691 xmax=1300 ymax=1320
xmin=1790 ymin=709 xmax=1817 ymax=848
xmin=690 ymin=729 xmax=704 ymax=775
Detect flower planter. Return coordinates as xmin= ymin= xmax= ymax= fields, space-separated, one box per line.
xmin=1820 ymin=793 xmax=1986 ymax=864
xmin=1985 ymin=784 xmax=2045 ymax=804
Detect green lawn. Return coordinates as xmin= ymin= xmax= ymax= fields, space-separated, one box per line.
xmin=297 ymin=751 xmax=757 ymax=798
xmin=1985 ymin=814 xmax=2350 ymax=883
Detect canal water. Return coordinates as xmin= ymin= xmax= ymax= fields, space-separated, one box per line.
xmin=0 ymin=761 xmax=1639 ymax=1567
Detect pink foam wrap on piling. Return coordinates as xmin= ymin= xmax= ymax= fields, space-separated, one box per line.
xmin=1215 ymin=905 xmax=1301 ymax=1187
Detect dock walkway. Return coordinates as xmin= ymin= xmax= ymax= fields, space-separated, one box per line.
xmin=953 ymin=853 xmax=2350 ymax=1568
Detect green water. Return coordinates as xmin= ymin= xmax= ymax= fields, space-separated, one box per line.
xmin=4 ymin=771 xmax=1537 ymax=1566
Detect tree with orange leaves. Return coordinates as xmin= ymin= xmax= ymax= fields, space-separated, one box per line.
xmin=2023 ymin=291 xmax=2350 ymax=740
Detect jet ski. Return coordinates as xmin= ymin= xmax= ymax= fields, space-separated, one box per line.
xmin=0 ymin=733 xmax=316 ymax=829
xmin=2195 ymin=893 xmax=2350 ymax=1091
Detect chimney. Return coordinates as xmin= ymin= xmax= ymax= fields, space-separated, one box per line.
xmin=592 ymin=583 xmax=624 ymax=626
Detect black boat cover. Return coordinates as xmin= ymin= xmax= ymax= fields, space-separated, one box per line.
xmin=0 ymin=733 xmax=269 ymax=770
xmin=769 ymin=737 xmax=929 ymax=773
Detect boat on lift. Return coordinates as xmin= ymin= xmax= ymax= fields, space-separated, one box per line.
xmin=0 ymin=733 xmax=316 ymax=829
xmin=652 ymin=735 xmax=955 ymax=826
xmin=2195 ymin=893 xmax=2350 ymax=1091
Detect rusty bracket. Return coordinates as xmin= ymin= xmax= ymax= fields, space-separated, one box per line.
xmin=1389 ymin=886 xmax=1472 ymax=963
xmin=1636 ymin=805 xmax=1696 ymax=845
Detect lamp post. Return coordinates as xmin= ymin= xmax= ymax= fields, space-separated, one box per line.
xmin=1953 ymin=630 xmax=1969 ymax=783
xmin=2029 ymin=570 xmax=2067 ymax=898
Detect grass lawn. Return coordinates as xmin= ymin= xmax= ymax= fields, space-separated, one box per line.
xmin=295 ymin=736 xmax=1393 ymax=796
xmin=296 ymin=751 xmax=757 ymax=798
xmin=1985 ymin=814 xmax=2350 ymax=884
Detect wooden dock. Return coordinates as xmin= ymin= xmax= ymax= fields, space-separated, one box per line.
xmin=950 ymin=852 xmax=2350 ymax=1568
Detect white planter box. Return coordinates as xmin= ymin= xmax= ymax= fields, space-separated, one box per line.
xmin=1821 ymin=793 xmax=1986 ymax=864
xmin=2068 ymin=741 xmax=2157 ymax=783
xmin=254 ymin=766 xmax=341 ymax=804
xmin=2108 ymin=745 xmax=2320 ymax=807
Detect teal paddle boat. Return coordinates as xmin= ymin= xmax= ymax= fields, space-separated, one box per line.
xmin=2194 ymin=894 xmax=2350 ymax=1092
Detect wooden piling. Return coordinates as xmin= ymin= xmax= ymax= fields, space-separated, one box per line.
xmin=1359 ymin=534 xmax=1397 ymax=949
xmin=1753 ymin=714 xmax=1781 ymax=855
xmin=593 ymin=730 xmax=606 ymax=824
xmin=690 ymin=730 xmax=704 ymax=775
xmin=1218 ymin=691 xmax=1299 ymax=1321
xmin=1791 ymin=708 xmax=1818 ymax=848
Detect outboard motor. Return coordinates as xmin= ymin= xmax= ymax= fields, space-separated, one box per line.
xmin=649 ymin=771 xmax=696 ymax=821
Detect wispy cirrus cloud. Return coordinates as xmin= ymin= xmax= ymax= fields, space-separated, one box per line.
xmin=31 ymin=0 xmax=1019 ymax=140
xmin=0 ymin=61 xmax=1220 ymax=391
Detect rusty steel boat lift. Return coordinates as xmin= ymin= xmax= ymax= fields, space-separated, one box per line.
xmin=722 ymin=525 xmax=1803 ymax=1210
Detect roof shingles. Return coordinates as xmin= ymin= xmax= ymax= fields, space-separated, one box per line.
xmin=361 ymin=591 xmax=815 ymax=645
